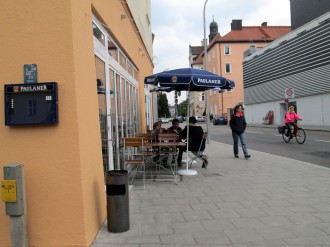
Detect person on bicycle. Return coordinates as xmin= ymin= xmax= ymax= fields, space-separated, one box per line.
xmin=285 ymin=106 xmax=302 ymax=138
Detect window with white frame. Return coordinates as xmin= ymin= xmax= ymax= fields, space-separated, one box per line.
xmin=93 ymin=22 xmax=105 ymax=46
xmin=225 ymin=63 xmax=231 ymax=73
xmin=224 ymin=45 xmax=231 ymax=55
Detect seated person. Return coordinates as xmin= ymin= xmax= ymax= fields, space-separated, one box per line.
xmin=180 ymin=116 xmax=208 ymax=168
xmin=150 ymin=122 xmax=160 ymax=134
xmin=167 ymin=118 xmax=184 ymax=166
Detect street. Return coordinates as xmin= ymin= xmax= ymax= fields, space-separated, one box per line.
xmin=209 ymin=124 xmax=330 ymax=169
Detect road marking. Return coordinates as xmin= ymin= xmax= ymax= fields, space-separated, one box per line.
xmin=314 ymin=139 xmax=330 ymax=143
xmin=246 ymin=131 xmax=264 ymax=134
xmin=274 ymin=134 xmax=282 ymax=137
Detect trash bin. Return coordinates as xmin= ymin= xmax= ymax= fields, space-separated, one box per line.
xmin=106 ymin=170 xmax=129 ymax=233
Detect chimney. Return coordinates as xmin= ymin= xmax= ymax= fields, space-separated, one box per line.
xmin=231 ymin=19 xmax=242 ymax=30
xmin=261 ymin=22 xmax=267 ymax=26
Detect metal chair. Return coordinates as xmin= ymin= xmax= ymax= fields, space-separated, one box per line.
xmin=187 ymin=132 xmax=208 ymax=169
xmin=156 ymin=133 xmax=179 ymax=181
xmin=121 ymin=137 xmax=146 ymax=189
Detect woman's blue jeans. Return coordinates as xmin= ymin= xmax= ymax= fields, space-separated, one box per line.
xmin=232 ymin=132 xmax=249 ymax=156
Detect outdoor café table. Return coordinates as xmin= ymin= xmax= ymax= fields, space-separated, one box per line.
xmin=144 ymin=141 xmax=186 ymax=182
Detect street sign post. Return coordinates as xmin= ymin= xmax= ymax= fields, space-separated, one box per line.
xmin=285 ymin=88 xmax=294 ymax=99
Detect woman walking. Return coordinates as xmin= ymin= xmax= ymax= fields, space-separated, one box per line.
xmin=229 ymin=104 xmax=251 ymax=159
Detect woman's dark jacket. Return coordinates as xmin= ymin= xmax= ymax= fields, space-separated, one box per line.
xmin=180 ymin=124 xmax=205 ymax=151
xmin=229 ymin=114 xmax=247 ymax=134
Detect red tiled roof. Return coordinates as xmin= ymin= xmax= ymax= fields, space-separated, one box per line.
xmin=192 ymin=55 xmax=203 ymax=65
xmin=191 ymin=25 xmax=291 ymax=64
xmin=220 ymin=26 xmax=291 ymax=42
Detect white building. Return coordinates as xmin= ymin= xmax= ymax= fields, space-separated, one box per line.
xmin=243 ymin=12 xmax=330 ymax=126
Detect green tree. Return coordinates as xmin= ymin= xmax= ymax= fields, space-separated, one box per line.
xmin=178 ymin=100 xmax=188 ymax=117
xmin=158 ymin=93 xmax=170 ymax=117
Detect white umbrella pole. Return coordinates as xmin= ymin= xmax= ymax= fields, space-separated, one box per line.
xmin=186 ymin=91 xmax=190 ymax=171
xmin=178 ymin=88 xmax=197 ymax=176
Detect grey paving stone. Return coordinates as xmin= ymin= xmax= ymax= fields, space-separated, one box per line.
xmin=95 ymin=235 xmax=161 ymax=244
xmin=261 ymin=206 xmax=293 ymax=216
xmin=159 ymin=233 xmax=196 ymax=245
xmin=153 ymin=212 xmax=185 ymax=223
xmin=230 ymin=217 xmax=266 ymax=229
xmin=130 ymin=213 xmax=155 ymax=224
xmin=258 ymin=215 xmax=295 ymax=227
xmin=224 ymin=228 xmax=264 ymax=243
xmin=208 ymin=209 xmax=241 ymax=219
xmin=172 ymin=220 xmax=206 ymax=233
xmin=262 ymin=199 xmax=292 ymax=207
xmin=284 ymin=223 xmax=328 ymax=238
xmin=246 ymin=239 xmax=288 ymax=246
xmin=287 ymin=205 xmax=318 ymax=213
xmin=317 ymin=222 xmax=330 ymax=234
xmin=166 ymin=203 xmax=193 ymax=213
xmin=287 ymin=213 xmax=323 ymax=224
xmin=255 ymin=226 xmax=296 ymax=240
xmin=240 ymin=200 xmax=269 ymax=208
xmin=141 ymin=222 xmax=173 ymax=235
xmin=139 ymin=204 xmax=168 ymax=214
xmin=140 ymin=197 xmax=177 ymax=206
xmin=92 ymin=244 xmax=139 ymax=247
xmin=202 ymin=219 xmax=237 ymax=231
xmin=310 ymin=202 xmax=330 ymax=212
xmin=174 ymin=196 xmax=200 ymax=204
xmin=284 ymin=236 xmax=325 ymax=245
xmin=194 ymin=231 xmax=232 ymax=245
xmin=234 ymin=207 xmax=268 ymax=217
xmin=216 ymin=201 xmax=245 ymax=210
xmin=190 ymin=202 xmax=219 ymax=211
xmin=182 ymin=210 xmax=213 ymax=221
xmin=314 ymin=212 xmax=330 ymax=222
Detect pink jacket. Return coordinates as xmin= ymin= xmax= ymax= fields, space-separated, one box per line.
xmin=285 ymin=112 xmax=302 ymax=124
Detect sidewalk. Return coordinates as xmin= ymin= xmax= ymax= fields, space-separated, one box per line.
xmin=92 ymin=141 xmax=330 ymax=247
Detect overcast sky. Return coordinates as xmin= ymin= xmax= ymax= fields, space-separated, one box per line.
xmin=150 ymin=0 xmax=291 ymax=104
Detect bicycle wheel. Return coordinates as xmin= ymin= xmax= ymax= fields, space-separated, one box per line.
xmin=282 ymin=132 xmax=290 ymax=143
xmin=295 ymin=128 xmax=306 ymax=144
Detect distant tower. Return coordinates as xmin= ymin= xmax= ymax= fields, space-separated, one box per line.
xmin=209 ymin=17 xmax=218 ymax=43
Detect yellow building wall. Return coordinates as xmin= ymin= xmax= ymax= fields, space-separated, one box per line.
xmin=0 ymin=0 xmax=153 ymax=246
xmin=92 ymin=0 xmax=153 ymax=132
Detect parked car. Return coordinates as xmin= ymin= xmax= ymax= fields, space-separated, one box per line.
xmin=213 ymin=115 xmax=228 ymax=125
xmin=196 ymin=116 xmax=206 ymax=122
xmin=160 ymin=118 xmax=170 ymax=123
xmin=177 ymin=116 xmax=184 ymax=123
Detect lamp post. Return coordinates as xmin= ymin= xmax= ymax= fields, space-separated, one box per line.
xmin=203 ymin=0 xmax=211 ymax=143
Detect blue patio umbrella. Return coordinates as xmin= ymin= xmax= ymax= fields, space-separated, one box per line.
xmin=145 ymin=68 xmax=235 ymax=176
xmin=145 ymin=68 xmax=235 ymax=91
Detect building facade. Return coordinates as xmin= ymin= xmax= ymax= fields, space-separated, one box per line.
xmin=243 ymin=12 xmax=330 ymax=126
xmin=190 ymin=20 xmax=291 ymax=119
xmin=0 ymin=1 xmax=153 ymax=246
